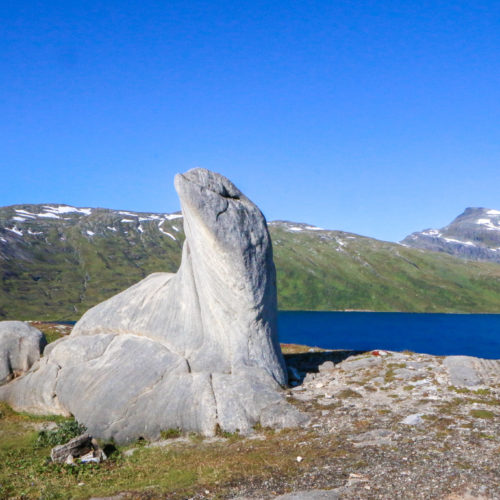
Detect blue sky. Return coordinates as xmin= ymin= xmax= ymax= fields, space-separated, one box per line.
xmin=1 ymin=1 xmax=499 ymax=242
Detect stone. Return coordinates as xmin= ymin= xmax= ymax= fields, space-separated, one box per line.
xmin=0 ymin=168 xmax=306 ymax=443
xmin=0 ymin=321 xmax=46 ymax=385
xmin=400 ymin=413 xmax=424 ymax=425
xmin=444 ymin=356 xmax=483 ymax=386
xmin=392 ymin=368 xmax=415 ymax=380
xmin=318 ymin=361 xmax=335 ymax=372
xmin=50 ymin=434 xmax=93 ymax=463
xmin=339 ymin=356 xmax=381 ymax=371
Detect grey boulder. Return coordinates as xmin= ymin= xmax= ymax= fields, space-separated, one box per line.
xmin=0 ymin=168 xmax=306 ymax=442
xmin=444 ymin=355 xmax=483 ymax=386
xmin=0 ymin=321 xmax=46 ymax=385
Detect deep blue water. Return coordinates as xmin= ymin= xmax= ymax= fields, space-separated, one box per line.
xmin=278 ymin=312 xmax=500 ymax=359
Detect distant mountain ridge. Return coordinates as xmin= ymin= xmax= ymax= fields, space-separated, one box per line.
xmin=402 ymin=207 xmax=500 ymax=263
xmin=2 ymin=203 xmax=500 ymax=319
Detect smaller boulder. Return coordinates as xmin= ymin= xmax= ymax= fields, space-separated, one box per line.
xmin=0 ymin=321 xmax=47 ymax=385
xmin=50 ymin=434 xmax=106 ymax=464
xmin=444 ymin=356 xmax=483 ymax=386
xmin=318 ymin=361 xmax=335 ymax=373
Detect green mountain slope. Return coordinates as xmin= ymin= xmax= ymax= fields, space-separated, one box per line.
xmin=1 ymin=205 xmax=500 ymax=320
xmin=272 ymin=222 xmax=500 ymax=312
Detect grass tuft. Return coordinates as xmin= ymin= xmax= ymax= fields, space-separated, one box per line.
xmin=470 ymin=409 xmax=495 ymax=419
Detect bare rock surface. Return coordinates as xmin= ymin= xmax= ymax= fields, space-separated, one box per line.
xmin=0 ymin=321 xmax=46 ymax=385
xmin=227 ymin=348 xmax=499 ymax=499
xmin=444 ymin=355 xmax=486 ymax=386
xmin=0 ymin=168 xmax=305 ymax=443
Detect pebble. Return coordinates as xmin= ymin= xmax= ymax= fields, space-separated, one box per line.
xmin=401 ymin=413 xmax=424 ymax=426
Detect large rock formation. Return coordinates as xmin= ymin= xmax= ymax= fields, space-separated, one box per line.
xmin=0 ymin=321 xmax=46 ymax=385
xmin=0 ymin=168 xmax=306 ymax=443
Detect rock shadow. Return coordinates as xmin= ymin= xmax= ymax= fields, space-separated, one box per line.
xmin=284 ymin=349 xmax=368 ymax=386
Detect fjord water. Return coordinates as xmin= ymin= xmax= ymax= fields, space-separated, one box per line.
xmin=278 ymin=312 xmax=500 ymax=359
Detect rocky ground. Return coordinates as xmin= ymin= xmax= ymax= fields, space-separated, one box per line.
xmin=101 ymin=346 xmax=500 ymax=500
xmin=1 ymin=337 xmax=499 ymax=499
xmin=274 ymin=348 xmax=500 ymax=499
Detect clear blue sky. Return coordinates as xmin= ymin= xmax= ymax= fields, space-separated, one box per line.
xmin=1 ymin=1 xmax=499 ymax=242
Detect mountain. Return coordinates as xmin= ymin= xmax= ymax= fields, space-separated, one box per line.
xmin=0 ymin=204 xmax=184 ymax=320
xmin=402 ymin=207 xmax=500 ymax=263
xmin=1 ymin=204 xmax=500 ymax=320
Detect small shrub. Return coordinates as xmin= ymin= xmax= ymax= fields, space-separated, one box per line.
xmin=215 ymin=425 xmax=240 ymax=439
xmin=36 ymin=420 xmax=87 ymax=448
xmin=474 ymin=388 xmax=491 ymax=396
xmin=160 ymin=428 xmax=182 ymax=439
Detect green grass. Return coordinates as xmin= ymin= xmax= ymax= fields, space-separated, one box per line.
xmin=0 ymin=402 xmax=358 ymax=499
xmin=470 ymin=409 xmax=495 ymax=419
xmin=159 ymin=428 xmax=182 ymax=440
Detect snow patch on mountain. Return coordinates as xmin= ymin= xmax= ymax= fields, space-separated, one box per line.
xmin=14 ymin=210 xmax=37 ymax=218
xmin=43 ymin=205 xmax=92 ymax=216
xmin=164 ymin=213 xmax=183 ymax=220
xmin=158 ymin=219 xmax=176 ymax=239
xmin=422 ymin=229 xmax=442 ymax=237
xmin=270 ymin=221 xmax=325 ymax=233
xmin=443 ymin=237 xmax=476 ymax=246
xmin=159 ymin=227 xmax=176 ymax=240
xmin=476 ymin=218 xmax=500 ymax=231
xmin=139 ymin=215 xmax=161 ymax=222
xmin=38 ymin=212 xmax=60 ymax=219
